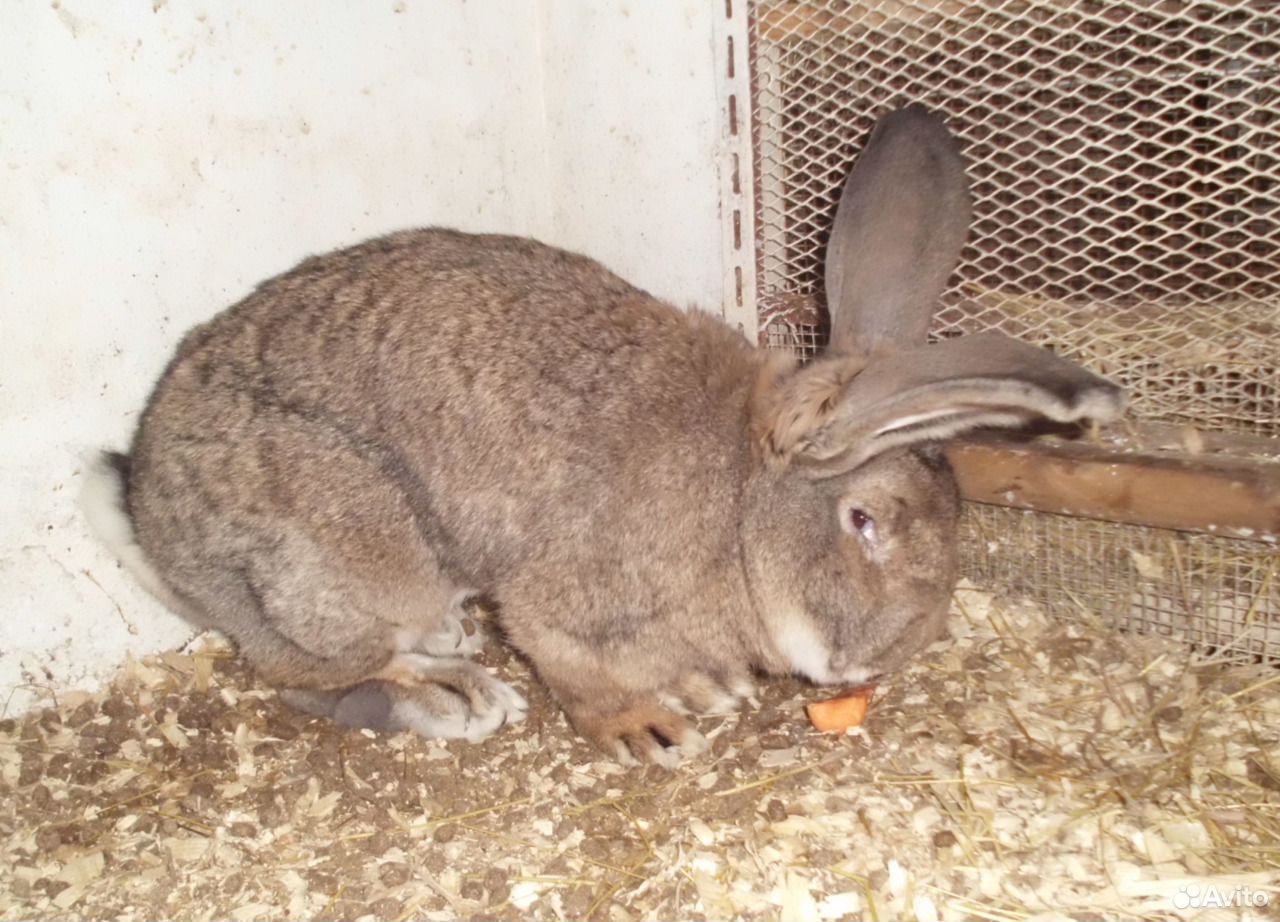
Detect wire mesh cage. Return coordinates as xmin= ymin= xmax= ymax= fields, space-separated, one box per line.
xmin=751 ymin=0 xmax=1279 ymax=432
xmin=962 ymin=504 xmax=1279 ymax=665
xmin=743 ymin=0 xmax=1280 ymax=661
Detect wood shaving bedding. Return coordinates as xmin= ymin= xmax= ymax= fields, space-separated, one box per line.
xmin=1 ymin=581 xmax=1277 ymax=921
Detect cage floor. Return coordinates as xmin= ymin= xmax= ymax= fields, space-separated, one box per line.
xmin=3 ymin=585 xmax=1278 ymax=921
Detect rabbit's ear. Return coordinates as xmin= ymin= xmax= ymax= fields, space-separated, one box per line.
xmin=757 ymin=333 xmax=1125 ymax=475
xmin=825 ymin=104 xmax=971 ymax=357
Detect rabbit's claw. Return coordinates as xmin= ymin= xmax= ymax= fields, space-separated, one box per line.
xmin=574 ymin=700 xmax=708 ymax=769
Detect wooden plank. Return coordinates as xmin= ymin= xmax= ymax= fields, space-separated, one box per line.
xmin=946 ymin=435 xmax=1280 ymax=543
xmin=1096 ymin=422 xmax=1280 ymax=462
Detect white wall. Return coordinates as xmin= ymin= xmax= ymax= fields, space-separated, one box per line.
xmin=0 ymin=0 xmax=723 ymax=714
xmin=537 ymin=2 xmax=723 ymax=310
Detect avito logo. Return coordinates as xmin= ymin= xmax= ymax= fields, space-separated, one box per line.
xmin=1172 ymin=883 xmax=1271 ymax=910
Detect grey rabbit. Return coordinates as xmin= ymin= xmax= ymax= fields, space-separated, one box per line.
xmin=81 ymin=105 xmax=1124 ymax=766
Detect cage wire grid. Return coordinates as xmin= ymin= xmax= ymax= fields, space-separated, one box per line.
xmin=745 ymin=0 xmax=1280 ymax=663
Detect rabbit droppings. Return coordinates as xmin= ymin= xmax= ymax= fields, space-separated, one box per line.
xmin=82 ymin=106 xmax=1123 ymax=766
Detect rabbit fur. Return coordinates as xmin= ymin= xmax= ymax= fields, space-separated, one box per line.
xmin=82 ymin=105 xmax=1124 ymax=765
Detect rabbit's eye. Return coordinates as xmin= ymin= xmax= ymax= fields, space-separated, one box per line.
xmin=846 ymin=507 xmax=878 ymax=544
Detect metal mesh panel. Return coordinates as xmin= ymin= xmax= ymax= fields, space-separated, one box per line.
xmin=747 ymin=0 xmax=1280 ymax=663
xmin=751 ymin=0 xmax=1280 ymax=435
xmin=763 ymin=320 xmax=827 ymax=356
xmin=960 ymin=503 xmax=1280 ymax=664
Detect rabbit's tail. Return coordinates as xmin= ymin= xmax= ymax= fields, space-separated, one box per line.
xmin=80 ymin=451 xmax=198 ymax=619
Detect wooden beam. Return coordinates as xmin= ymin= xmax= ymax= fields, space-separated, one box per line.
xmin=946 ymin=434 xmax=1280 ymax=543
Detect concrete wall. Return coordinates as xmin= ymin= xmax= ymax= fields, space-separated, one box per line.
xmin=0 ymin=0 xmax=722 ymax=714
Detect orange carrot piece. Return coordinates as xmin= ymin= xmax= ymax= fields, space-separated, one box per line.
xmin=806 ymin=686 xmax=875 ymax=732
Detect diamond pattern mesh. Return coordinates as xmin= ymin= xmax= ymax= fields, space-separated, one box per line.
xmin=747 ymin=0 xmax=1280 ymax=663
xmin=751 ymin=0 xmax=1280 ymax=435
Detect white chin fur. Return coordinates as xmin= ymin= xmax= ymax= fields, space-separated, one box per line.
xmin=772 ymin=614 xmax=840 ymax=685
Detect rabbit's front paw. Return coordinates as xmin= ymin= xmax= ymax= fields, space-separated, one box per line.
xmin=659 ymin=671 xmax=755 ymax=716
xmin=573 ymin=700 xmax=708 ymax=769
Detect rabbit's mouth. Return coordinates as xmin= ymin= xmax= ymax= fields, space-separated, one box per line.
xmin=829 ymin=644 xmax=897 ymax=685
xmin=840 ymin=666 xmax=884 ymax=686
